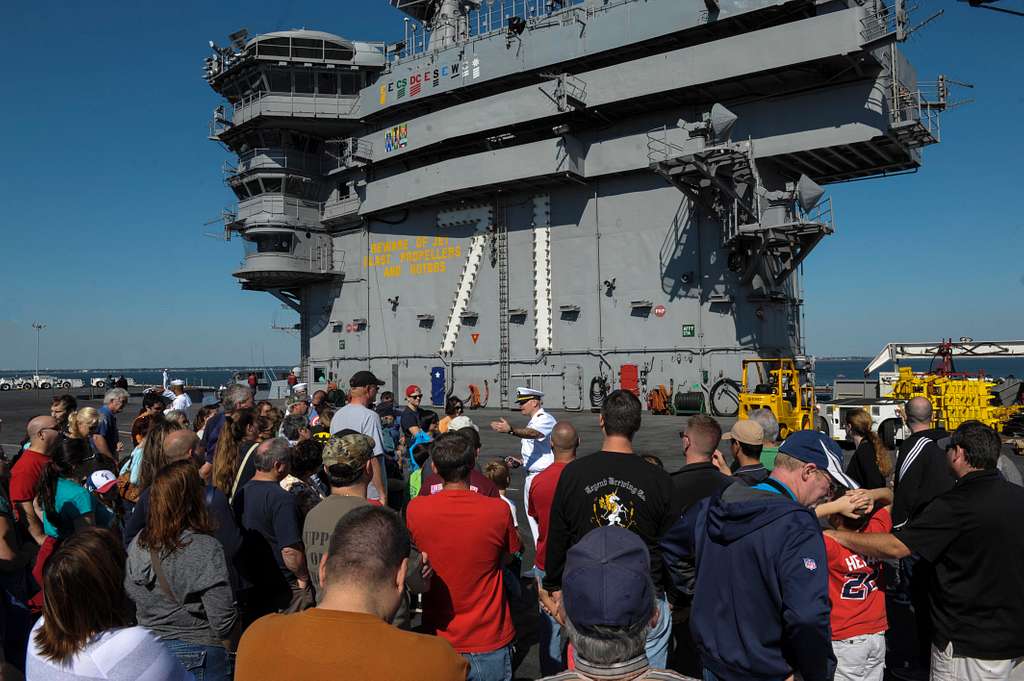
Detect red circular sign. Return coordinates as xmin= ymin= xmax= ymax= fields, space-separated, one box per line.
xmin=653 ymin=305 xmax=667 ymax=318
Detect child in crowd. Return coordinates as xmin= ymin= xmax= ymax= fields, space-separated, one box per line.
xmin=483 ymin=460 xmax=518 ymax=528
xmin=483 ymin=459 xmax=523 ymax=602
xmin=406 ymin=412 xmax=439 ymax=498
xmin=823 ymin=489 xmax=892 ymax=681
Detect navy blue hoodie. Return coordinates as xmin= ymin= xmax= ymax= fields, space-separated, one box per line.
xmin=661 ymin=480 xmax=833 ymax=681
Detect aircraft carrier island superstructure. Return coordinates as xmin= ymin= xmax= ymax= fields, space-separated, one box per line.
xmin=204 ymin=0 xmax=951 ymax=412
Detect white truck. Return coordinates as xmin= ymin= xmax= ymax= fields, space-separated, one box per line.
xmin=817 ymin=372 xmax=909 ymax=449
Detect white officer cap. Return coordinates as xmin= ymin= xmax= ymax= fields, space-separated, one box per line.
xmin=515 ymin=387 xmax=544 ymax=404
xmin=293 ymin=382 xmax=308 ymax=393
xmin=170 ymin=379 xmax=185 ymax=386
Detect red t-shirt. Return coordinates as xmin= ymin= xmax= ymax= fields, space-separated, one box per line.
xmin=406 ymin=490 xmax=521 ymax=653
xmin=527 ymin=461 xmax=568 ymax=571
xmin=418 ymin=469 xmax=499 ymax=498
xmin=824 ymin=507 xmax=891 ymax=640
xmin=10 ymin=450 xmax=50 ymax=503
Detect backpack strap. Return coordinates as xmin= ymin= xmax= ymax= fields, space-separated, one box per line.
xmin=230 ymin=443 xmax=260 ymax=501
xmin=149 ymin=548 xmax=180 ymax=607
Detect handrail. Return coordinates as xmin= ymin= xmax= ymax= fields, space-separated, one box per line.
xmin=228 ymin=91 xmax=361 ymax=125
xmin=393 ymin=0 xmax=640 ymax=63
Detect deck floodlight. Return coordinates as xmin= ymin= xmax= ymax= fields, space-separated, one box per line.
xmin=708 ymin=103 xmax=738 ymax=141
xmin=795 ymin=174 xmax=825 ymax=213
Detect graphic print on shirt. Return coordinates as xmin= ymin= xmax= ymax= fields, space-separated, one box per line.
xmin=595 ymin=491 xmax=635 ymax=528
xmin=586 ymin=477 xmax=645 ymax=530
xmin=839 ymin=554 xmax=881 ymax=600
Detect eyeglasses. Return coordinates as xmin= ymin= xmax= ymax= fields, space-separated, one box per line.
xmin=410 ymin=394 xmax=423 ymax=400
xmin=813 ymin=467 xmax=836 ymax=494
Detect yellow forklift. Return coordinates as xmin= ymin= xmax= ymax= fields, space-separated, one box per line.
xmin=738 ymin=358 xmax=817 ymax=439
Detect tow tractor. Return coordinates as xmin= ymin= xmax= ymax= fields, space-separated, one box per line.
xmin=818 ymin=339 xmax=1024 ymax=447
xmin=737 ymin=358 xmax=817 ymax=439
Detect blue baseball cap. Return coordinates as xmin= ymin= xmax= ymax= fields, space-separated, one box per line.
xmin=778 ymin=430 xmax=858 ymax=489
xmin=562 ymin=526 xmax=654 ymax=629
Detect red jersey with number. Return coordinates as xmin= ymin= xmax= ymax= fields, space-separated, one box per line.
xmin=823 ymin=507 xmax=891 ymax=640
xmin=407 ymin=490 xmax=521 ymax=653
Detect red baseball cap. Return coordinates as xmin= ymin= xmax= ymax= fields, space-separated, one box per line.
xmin=405 ymin=385 xmax=422 ymax=398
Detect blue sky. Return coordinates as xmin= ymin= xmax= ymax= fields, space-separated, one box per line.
xmin=0 ymin=1 xmax=1021 ymax=369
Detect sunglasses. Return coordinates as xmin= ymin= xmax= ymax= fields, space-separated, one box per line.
xmin=409 ymin=394 xmax=423 ymax=400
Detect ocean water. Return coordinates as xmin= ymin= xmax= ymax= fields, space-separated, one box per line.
xmin=814 ymin=358 xmax=1024 ymax=386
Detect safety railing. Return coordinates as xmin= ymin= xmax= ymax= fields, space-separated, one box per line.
xmin=321 ymin=195 xmax=363 ymax=222
xmin=321 ymin=138 xmax=375 ymax=173
xmin=645 ymin=126 xmax=688 ymax=166
xmin=227 ymin=148 xmax=322 ymax=176
xmin=236 ymin=196 xmax=322 ymax=222
xmin=860 ymin=0 xmax=906 ymax=43
xmin=890 ymin=86 xmax=941 ymax=145
xmin=798 ymin=196 xmax=834 ymax=231
xmin=228 ymin=91 xmax=361 ymax=125
xmin=394 ymin=0 xmax=643 ymax=62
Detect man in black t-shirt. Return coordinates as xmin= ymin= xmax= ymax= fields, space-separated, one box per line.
xmin=399 ymin=385 xmax=425 ymax=440
xmin=827 ymin=421 xmax=1024 ymax=680
xmin=235 ymin=437 xmax=309 ymax=624
xmin=540 ymin=390 xmax=678 ymax=669
xmin=667 ymin=413 xmax=733 ymax=676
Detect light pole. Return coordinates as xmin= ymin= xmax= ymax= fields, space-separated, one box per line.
xmin=32 ymin=322 xmax=45 ymax=378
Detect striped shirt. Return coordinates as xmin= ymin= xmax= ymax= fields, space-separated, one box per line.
xmin=26 ymin=620 xmax=193 ymax=681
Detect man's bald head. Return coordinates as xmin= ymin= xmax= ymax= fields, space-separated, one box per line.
xmin=906 ymin=397 xmax=933 ymax=427
xmin=551 ymin=422 xmax=579 ymax=462
xmin=27 ymin=415 xmax=60 ymax=454
xmin=164 ymin=430 xmax=200 ymax=463
xmin=27 ymin=416 xmax=57 ymax=440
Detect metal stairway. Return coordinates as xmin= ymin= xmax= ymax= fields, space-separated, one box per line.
xmin=532 ymin=195 xmax=553 ymax=353
xmin=497 ymin=198 xmax=511 ymax=410
xmin=440 ymin=234 xmax=486 ymax=354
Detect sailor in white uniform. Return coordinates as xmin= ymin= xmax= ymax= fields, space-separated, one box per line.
xmin=490 ymin=387 xmax=557 ymax=546
xmin=162 ymin=378 xmax=192 ymax=413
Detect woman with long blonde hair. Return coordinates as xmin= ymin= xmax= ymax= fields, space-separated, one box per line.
xmin=66 ymin=407 xmax=101 ymax=442
xmin=845 ymin=408 xmax=894 ymax=489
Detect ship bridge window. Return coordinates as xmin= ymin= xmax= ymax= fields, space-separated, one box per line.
xmin=257 ymin=37 xmax=290 ymax=58
xmin=340 ymin=73 xmax=359 ymax=95
xmin=261 ymin=177 xmax=282 ymax=193
xmin=325 ymin=42 xmax=354 ymax=61
xmin=294 ymin=71 xmax=314 ymax=94
xmin=318 ymin=72 xmax=337 ymax=95
xmin=292 ymin=38 xmax=322 ymax=60
xmin=284 ymin=176 xmax=307 ymax=198
xmin=253 ymin=233 xmax=294 ymax=253
xmin=268 ymin=69 xmax=291 ymax=93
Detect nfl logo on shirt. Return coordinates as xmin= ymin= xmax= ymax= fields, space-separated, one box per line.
xmin=803 ymin=558 xmax=817 ymax=571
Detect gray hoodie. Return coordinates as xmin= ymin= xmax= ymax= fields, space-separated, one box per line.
xmin=125 ymin=529 xmax=237 ymax=647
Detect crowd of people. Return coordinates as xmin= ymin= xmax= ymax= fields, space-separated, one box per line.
xmin=0 ymin=375 xmax=1022 ymax=681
